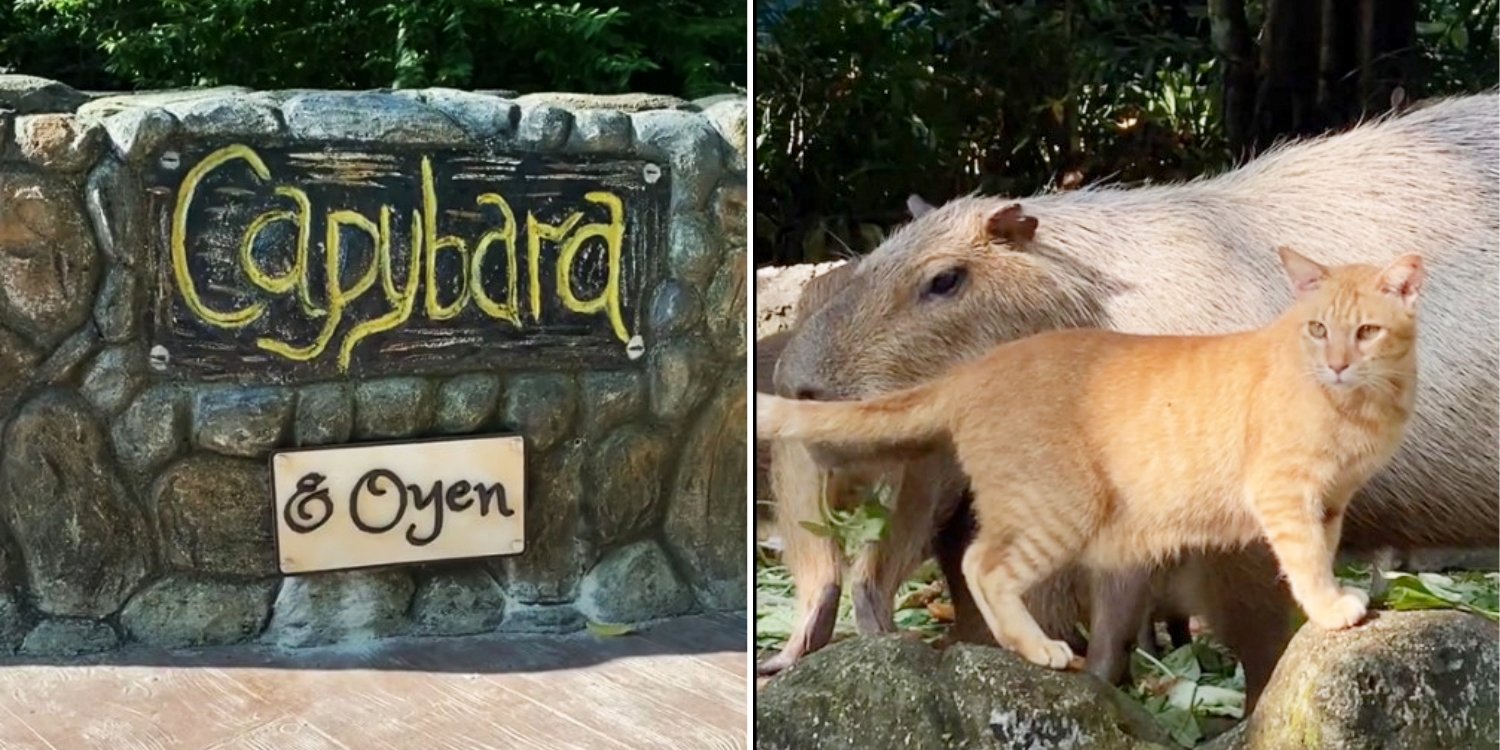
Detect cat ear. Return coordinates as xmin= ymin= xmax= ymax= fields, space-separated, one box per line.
xmin=1277 ymin=246 xmax=1329 ymax=296
xmin=907 ymin=194 xmax=936 ymax=219
xmin=986 ymin=203 xmax=1038 ymax=246
xmin=1376 ymin=253 xmax=1425 ymax=310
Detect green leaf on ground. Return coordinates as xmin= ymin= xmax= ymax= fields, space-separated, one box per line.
xmin=586 ymin=621 xmax=636 ymax=637
xmin=1379 ymin=571 xmax=1499 ymax=621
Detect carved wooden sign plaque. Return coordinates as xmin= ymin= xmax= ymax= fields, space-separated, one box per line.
xmin=146 ymin=142 xmax=668 ymax=381
xmin=271 ymin=435 xmax=526 ymax=574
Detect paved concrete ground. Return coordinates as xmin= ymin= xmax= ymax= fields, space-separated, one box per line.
xmin=0 ymin=613 xmax=746 ymax=750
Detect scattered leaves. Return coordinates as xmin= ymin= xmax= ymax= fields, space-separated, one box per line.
xmin=586 ymin=621 xmax=636 ymax=637
xmin=1378 ymin=571 xmax=1499 ymax=621
xmin=926 ymin=600 xmax=955 ymax=623
xmin=758 ymin=525 xmax=1498 ymax=748
xmin=798 ymin=482 xmax=896 ymax=559
xmin=1125 ymin=636 xmax=1245 ymax=748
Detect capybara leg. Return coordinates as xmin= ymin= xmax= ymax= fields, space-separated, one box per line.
xmin=759 ymin=441 xmax=844 ymax=676
xmin=1164 ymin=615 xmax=1192 ymax=650
xmin=851 ymin=466 xmax=940 ymax=634
xmin=1189 ymin=549 xmax=1295 ymax=713
xmin=758 ymin=582 xmax=840 ymax=676
xmin=1135 ymin=618 xmax=1159 ymax=657
xmin=934 ymin=494 xmax=996 ymax=647
xmin=1085 ymin=567 xmax=1155 ymax=685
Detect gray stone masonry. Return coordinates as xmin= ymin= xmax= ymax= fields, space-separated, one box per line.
xmin=0 ymin=76 xmax=746 ymax=655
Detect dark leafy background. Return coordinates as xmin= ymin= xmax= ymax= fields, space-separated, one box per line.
xmin=0 ymin=0 xmax=744 ymax=98
xmin=755 ymin=0 xmax=1498 ymax=265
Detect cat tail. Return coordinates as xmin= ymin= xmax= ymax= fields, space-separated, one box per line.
xmin=755 ymin=380 xmax=950 ymax=453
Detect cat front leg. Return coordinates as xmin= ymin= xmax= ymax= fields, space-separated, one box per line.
xmin=961 ymin=540 xmax=1077 ymax=668
xmin=960 ymin=517 xmax=1082 ymax=669
xmin=1251 ymin=483 xmax=1367 ymax=630
xmin=1321 ymin=493 xmax=1369 ymax=610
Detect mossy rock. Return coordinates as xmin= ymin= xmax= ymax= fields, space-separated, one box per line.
xmin=1208 ymin=610 xmax=1498 ymax=750
xmin=756 ymin=635 xmax=1172 ymax=750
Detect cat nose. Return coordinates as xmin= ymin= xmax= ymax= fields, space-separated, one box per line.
xmin=1330 ymin=363 xmax=1349 ymax=375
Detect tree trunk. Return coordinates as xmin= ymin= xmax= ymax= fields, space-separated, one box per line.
xmin=1210 ymin=0 xmax=1257 ymax=155
xmin=1317 ymin=0 xmax=1360 ymax=126
xmin=1061 ymin=0 xmax=1081 ymax=175
xmin=1254 ymin=0 xmax=1324 ymax=147
xmin=1358 ymin=0 xmax=1419 ymax=110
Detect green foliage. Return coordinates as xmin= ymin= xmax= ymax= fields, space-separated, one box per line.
xmin=0 ymin=0 xmax=743 ymax=96
xmin=755 ymin=0 xmax=1228 ymax=265
xmin=585 ymin=620 xmax=637 ymax=637
xmin=1417 ymin=0 xmax=1500 ymax=93
xmin=797 ymin=482 xmax=895 ymax=559
xmin=755 ymin=0 xmax=1498 ymax=266
xmin=1126 ymin=637 xmax=1245 ymax=747
xmin=1338 ymin=563 xmax=1499 ymax=621
xmin=889 ymin=559 xmax=950 ymax=643
xmin=1379 ymin=570 xmax=1500 ymax=621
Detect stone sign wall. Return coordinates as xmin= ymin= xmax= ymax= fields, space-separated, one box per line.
xmin=0 ymin=75 xmax=747 ymax=655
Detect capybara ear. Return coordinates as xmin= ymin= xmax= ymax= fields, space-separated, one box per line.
xmin=907 ymin=194 xmax=936 ymax=219
xmin=1276 ymin=245 xmax=1329 ymax=296
xmin=1376 ymin=253 xmax=1425 ymax=310
xmin=986 ymin=203 xmax=1038 ymax=246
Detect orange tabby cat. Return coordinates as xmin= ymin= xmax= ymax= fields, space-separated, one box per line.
xmin=757 ymin=247 xmax=1423 ymax=669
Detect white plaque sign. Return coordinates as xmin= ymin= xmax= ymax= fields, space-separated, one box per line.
xmin=271 ymin=434 xmax=526 ymax=574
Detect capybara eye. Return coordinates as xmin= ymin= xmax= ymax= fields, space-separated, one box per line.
xmin=1357 ymin=324 xmax=1382 ymax=341
xmin=1308 ymin=321 xmax=1327 ymax=338
xmin=924 ymin=268 xmax=966 ymax=299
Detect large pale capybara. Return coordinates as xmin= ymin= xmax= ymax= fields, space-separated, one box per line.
xmin=766 ymin=93 xmax=1499 ymax=705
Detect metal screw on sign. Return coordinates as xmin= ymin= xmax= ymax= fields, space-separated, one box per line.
xmin=625 ymin=335 xmax=646 ymax=360
xmin=159 ymin=152 xmax=181 ymax=171
xmin=642 ymin=164 xmax=661 ymax=184
xmin=148 ymin=345 xmax=170 ymax=372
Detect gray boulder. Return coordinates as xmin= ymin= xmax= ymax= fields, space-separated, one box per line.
xmin=757 ymin=636 xmax=1172 ymax=750
xmin=20 ymin=618 xmax=118 ymax=656
xmin=0 ymin=391 xmax=151 ymax=618
xmin=1208 ymin=610 xmax=1498 ymax=750
xmin=262 ymin=569 xmax=414 ymax=648
xmin=120 ymin=576 xmax=276 ymax=648
xmin=0 ymin=75 xmax=88 ymax=114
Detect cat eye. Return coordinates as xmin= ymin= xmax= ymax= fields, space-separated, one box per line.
xmin=1307 ymin=321 xmax=1327 ymax=339
xmin=923 ymin=267 xmax=967 ymax=299
xmin=1357 ymin=324 xmax=1382 ymax=341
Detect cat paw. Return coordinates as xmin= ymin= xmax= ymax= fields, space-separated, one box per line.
xmin=1342 ymin=585 xmax=1370 ymax=608
xmin=1306 ymin=590 xmax=1368 ymax=630
xmin=1019 ymin=638 xmax=1078 ymax=669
